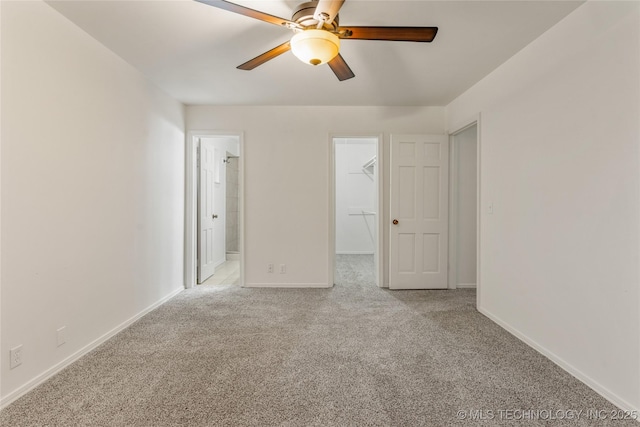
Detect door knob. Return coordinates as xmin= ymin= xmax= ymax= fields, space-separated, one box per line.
xmin=212 ymin=214 xmax=218 ymax=219
xmin=393 ymin=219 xmax=399 ymax=225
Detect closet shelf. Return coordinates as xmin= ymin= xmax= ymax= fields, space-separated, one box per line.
xmin=362 ymin=156 xmax=377 ymax=170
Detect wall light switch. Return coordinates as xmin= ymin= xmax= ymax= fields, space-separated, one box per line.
xmin=488 ymin=202 xmax=494 ymax=214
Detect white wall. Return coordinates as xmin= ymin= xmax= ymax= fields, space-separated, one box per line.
xmin=1 ymin=1 xmax=185 ymax=405
xmin=187 ymin=106 xmax=445 ymax=287
xmin=335 ymin=139 xmax=377 ymax=254
xmin=452 ymin=125 xmax=477 ymax=286
xmin=447 ymin=1 xmax=640 ymax=411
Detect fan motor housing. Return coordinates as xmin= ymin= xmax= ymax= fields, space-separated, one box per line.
xmin=292 ymin=2 xmax=339 ymax=31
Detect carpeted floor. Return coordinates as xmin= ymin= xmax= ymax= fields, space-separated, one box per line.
xmin=1 ymin=255 xmax=634 ymax=426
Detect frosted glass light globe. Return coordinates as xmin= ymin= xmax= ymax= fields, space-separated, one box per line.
xmin=291 ymin=29 xmax=340 ymax=66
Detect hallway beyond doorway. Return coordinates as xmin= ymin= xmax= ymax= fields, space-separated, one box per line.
xmin=201 ymin=260 xmax=240 ymax=286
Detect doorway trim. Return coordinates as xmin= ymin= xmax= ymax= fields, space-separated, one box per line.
xmin=185 ymin=130 xmax=245 ymax=289
xmin=448 ymin=115 xmax=481 ymax=305
xmin=329 ymin=133 xmax=384 ymax=288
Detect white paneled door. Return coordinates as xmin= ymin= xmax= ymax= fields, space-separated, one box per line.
xmin=212 ymin=147 xmax=227 ymax=268
xmin=390 ymin=134 xmax=449 ymax=289
xmin=198 ymin=138 xmax=216 ymax=283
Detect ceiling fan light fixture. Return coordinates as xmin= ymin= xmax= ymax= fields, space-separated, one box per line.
xmin=290 ymin=29 xmax=340 ymax=66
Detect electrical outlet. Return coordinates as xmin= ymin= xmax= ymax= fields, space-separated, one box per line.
xmin=10 ymin=345 xmax=23 ymax=369
xmin=57 ymin=326 xmax=67 ymax=347
xmin=279 ymin=264 xmax=286 ymax=274
xmin=267 ymin=264 xmax=274 ymax=273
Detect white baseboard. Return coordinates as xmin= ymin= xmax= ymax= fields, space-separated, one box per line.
xmin=0 ymin=286 xmax=184 ymax=409
xmin=478 ymin=305 xmax=639 ymax=415
xmin=243 ymin=282 xmax=332 ymax=288
xmin=456 ymin=282 xmax=477 ymax=289
xmin=336 ymin=252 xmax=375 ymax=255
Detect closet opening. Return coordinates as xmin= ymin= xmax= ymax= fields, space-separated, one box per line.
xmin=331 ymin=136 xmax=383 ymax=288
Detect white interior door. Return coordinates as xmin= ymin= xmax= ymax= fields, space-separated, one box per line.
xmin=212 ymin=148 xmax=226 ymax=267
xmin=198 ymin=138 xmax=216 ymax=283
xmin=390 ymin=134 xmax=449 ymax=289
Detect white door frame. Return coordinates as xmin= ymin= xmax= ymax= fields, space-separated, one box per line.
xmin=448 ymin=115 xmax=481 ymax=305
xmin=185 ymin=130 xmax=245 ymax=289
xmin=329 ymin=133 xmax=384 ymax=287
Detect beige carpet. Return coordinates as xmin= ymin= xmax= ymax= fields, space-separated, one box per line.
xmin=1 ymin=256 xmax=633 ymax=426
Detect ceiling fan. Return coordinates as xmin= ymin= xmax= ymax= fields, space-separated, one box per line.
xmin=195 ymin=0 xmax=438 ymax=81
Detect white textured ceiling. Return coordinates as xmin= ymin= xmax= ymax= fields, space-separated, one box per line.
xmin=47 ymin=0 xmax=583 ymax=106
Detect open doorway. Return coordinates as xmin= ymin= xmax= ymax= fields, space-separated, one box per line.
xmin=449 ymin=123 xmax=478 ymax=291
xmin=331 ymin=136 xmax=382 ymax=288
xmin=185 ymin=132 xmax=243 ymax=289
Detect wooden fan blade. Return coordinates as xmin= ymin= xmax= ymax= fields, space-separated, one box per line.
xmin=195 ymin=0 xmax=298 ymax=28
xmin=328 ymin=54 xmax=355 ymax=81
xmin=313 ymin=0 xmax=345 ymax=25
xmin=237 ymin=41 xmax=291 ymax=70
xmin=338 ymin=26 xmax=438 ymax=42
